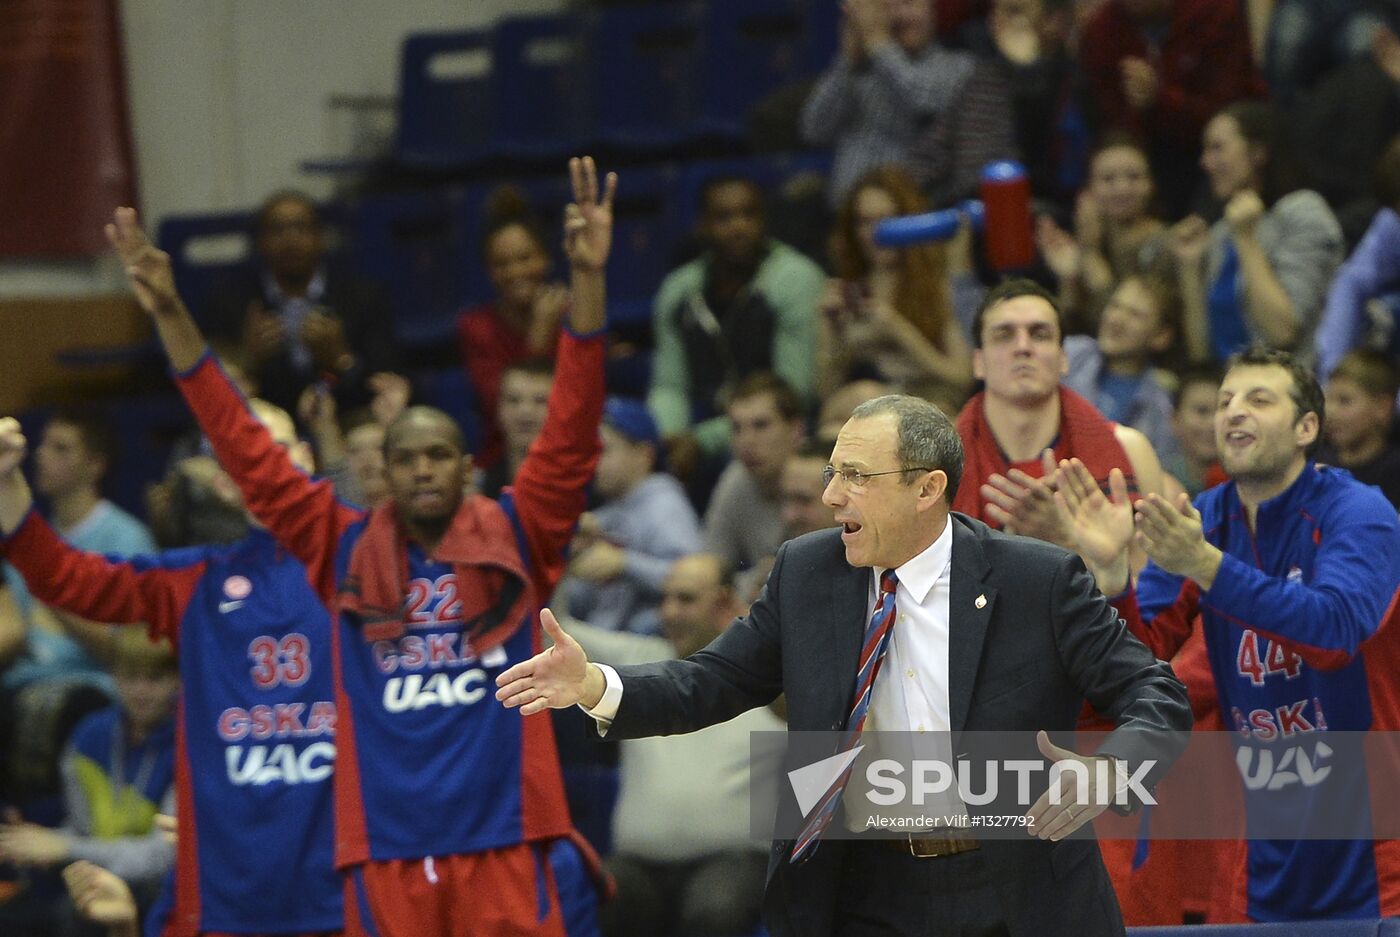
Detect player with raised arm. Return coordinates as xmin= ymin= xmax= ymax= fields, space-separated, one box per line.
xmin=0 ymin=400 xmax=342 ymax=937
xmin=104 ymin=157 xmax=616 ymax=937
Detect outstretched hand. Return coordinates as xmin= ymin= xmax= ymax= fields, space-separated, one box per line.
xmin=1025 ymin=731 xmax=1113 ymax=841
xmin=495 ymin=608 xmax=600 ymax=715
xmin=562 ymin=156 xmax=617 ymax=273
xmin=105 ymin=207 xmax=180 ymax=317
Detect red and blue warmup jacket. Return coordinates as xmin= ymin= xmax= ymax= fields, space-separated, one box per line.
xmin=0 ymin=520 xmax=340 ymax=936
xmin=173 ymin=327 xmax=605 ymax=868
xmin=1114 ymin=463 xmax=1400 ymax=922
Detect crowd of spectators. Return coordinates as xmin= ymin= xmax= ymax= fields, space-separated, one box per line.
xmin=4 ymin=0 xmax=1400 ymax=934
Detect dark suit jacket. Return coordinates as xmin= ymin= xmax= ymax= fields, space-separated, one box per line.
xmin=605 ymin=513 xmax=1192 ymax=937
xmin=202 ymin=265 xmax=399 ymax=414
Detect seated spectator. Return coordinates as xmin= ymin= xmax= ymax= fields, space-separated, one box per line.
xmin=1315 ymin=136 xmax=1400 ymax=378
xmin=703 ymin=374 xmax=805 ymax=571
xmin=1064 ymin=274 xmax=1183 ymax=464
xmin=1079 ymin=0 xmax=1266 ymax=217
xmin=1 ymin=409 xmax=154 ymax=692
xmin=1038 ymin=134 xmax=1170 ymax=330
xmin=457 ymin=187 xmax=567 ymax=469
xmin=566 ymin=399 xmax=701 ymax=635
xmin=1164 ymin=363 xmax=1228 ymax=497
xmin=952 ymin=279 xmax=1164 ymax=548
xmin=780 ymin=441 xmax=840 ymax=541
xmin=817 ymin=378 xmax=895 ymax=441
xmin=818 ymin=166 xmax=973 ymax=400
xmin=963 ymin=0 xmax=1084 ymax=207
xmin=563 ymin=554 xmax=782 ymax=937
xmin=1294 ymin=29 xmax=1400 ymax=224
xmin=202 ymin=190 xmax=400 ymax=413
xmin=0 ymin=632 xmax=177 ymax=910
xmin=1319 ymin=350 xmax=1400 ymax=509
xmin=1171 ymin=102 xmax=1344 ymax=364
xmin=801 ymin=0 xmax=1015 ymax=207
xmin=479 ymin=358 xmax=553 ymax=499
xmin=296 ymin=371 xmax=405 ymax=510
xmin=648 ymin=176 xmax=823 ymax=476
xmin=1264 ymin=0 xmax=1393 ymax=108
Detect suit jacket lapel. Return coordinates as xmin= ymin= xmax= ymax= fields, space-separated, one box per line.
xmin=828 ymin=561 xmax=870 ymax=723
xmin=948 ymin=516 xmax=996 ymax=736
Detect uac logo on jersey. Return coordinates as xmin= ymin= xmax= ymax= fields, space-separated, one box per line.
xmin=226 ymin=741 xmax=335 ymax=786
xmin=383 ymin=669 xmax=490 ymax=712
xmin=1237 ymin=740 xmax=1332 ymax=791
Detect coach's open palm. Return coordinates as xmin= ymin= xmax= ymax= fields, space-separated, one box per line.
xmin=496 ymin=609 xmax=597 ymax=715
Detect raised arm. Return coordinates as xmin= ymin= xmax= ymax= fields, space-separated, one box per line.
xmin=105 ymin=209 xmax=357 ymax=593
xmin=0 ymin=419 xmax=199 ymax=641
xmin=508 ymin=158 xmax=613 ymax=597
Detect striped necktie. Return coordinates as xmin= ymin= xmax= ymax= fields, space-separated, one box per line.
xmin=790 ymin=569 xmax=899 ymax=863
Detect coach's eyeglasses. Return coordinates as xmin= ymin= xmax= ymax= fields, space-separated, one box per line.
xmin=822 ymin=465 xmax=936 ymax=491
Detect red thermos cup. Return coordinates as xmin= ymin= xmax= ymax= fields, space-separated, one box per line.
xmin=980 ymin=161 xmax=1034 ymax=271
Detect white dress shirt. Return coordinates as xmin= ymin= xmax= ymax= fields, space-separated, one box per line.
xmin=585 ymin=517 xmax=954 ymax=740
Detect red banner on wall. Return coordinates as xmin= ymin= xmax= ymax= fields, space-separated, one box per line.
xmin=0 ymin=0 xmax=137 ymax=258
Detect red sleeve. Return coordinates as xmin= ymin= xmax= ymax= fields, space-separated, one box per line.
xmin=1112 ymin=580 xmax=1200 ymax=663
xmin=2 ymin=510 xmax=203 ymax=647
xmin=174 ymin=354 xmax=360 ymax=598
xmin=508 ymin=328 xmax=605 ymax=599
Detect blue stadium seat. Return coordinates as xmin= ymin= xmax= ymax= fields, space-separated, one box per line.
xmin=396 ymin=30 xmax=497 ymax=170
xmin=492 ymin=13 xmax=588 ymax=160
xmin=156 ymin=211 xmax=256 ymax=324
xmin=581 ymin=5 xmax=703 ymax=151
xmin=799 ymin=0 xmax=842 ymax=74
xmin=349 ymin=188 xmax=473 ymax=351
xmin=601 ymin=164 xmax=681 ymax=327
xmin=697 ymin=0 xmax=808 ymax=139
xmin=411 ymin=367 xmax=483 ymax=457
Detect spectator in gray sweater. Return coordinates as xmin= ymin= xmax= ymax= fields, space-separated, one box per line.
xmin=801 ymin=0 xmax=1015 ymax=206
xmin=1170 ymin=101 xmax=1344 ymax=364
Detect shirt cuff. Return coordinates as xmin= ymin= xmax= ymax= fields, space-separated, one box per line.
xmin=578 ymin=663 xmax=623 ymax=735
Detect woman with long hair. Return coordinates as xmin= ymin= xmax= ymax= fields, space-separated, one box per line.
xmin=818 ymin=165 xmax=973 ymax=401
xmin=1170 ymin=101 xmax=1344 ymax=362
xmin=1037 ymin=133 xmax=1169 ymax=331
xmin=456 ymin=186 xmax=567 ymax=468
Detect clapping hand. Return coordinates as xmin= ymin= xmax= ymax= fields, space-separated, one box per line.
xmin=562 ymin=157 xmax=617 ymax=273
xmin=1134 ymin=492 xmax=1223 ymax=588
xmin=105 ymin=208 xmax=180 ymax=317
xmin=1224 ymin=190 xmax=1265 ymax=240
xmin=1120 ymin=57 xmax=1159 ymax=110
xmin=1053 ymin=459 xmax=1133 ymax=593
xmin=1169 ymin=215 xmax=1210 ymax=269
xmin=0 ymin=417 xmax=26 ymax=483
xmin=981 ymin=450 xmax=1075 ymax=548
xmin=369 ymin=372 xmax=412 ymax=426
